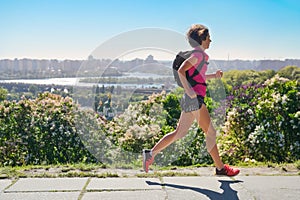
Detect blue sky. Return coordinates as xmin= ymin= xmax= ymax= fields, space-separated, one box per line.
xmin=0 ymin=0 xmax=299 ymax=60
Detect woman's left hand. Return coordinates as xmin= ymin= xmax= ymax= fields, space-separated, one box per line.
xmin=215 ymin=70 xmax=223 ymax=78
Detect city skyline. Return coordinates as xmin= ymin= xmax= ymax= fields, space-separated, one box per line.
xmin=0 ymin=0 xmax=300 ymax=60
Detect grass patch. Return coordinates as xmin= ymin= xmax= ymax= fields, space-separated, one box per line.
xmin=234 ymin=160 xmax=300 ymax=168
xmin=136 ymin=171 xmax=199 ymax=178
xmin=60 ymin=163 xmax=107 ymax=171
xmin=109 ymin=160 xmax=142 ymax=170
xmin=0 ymin=163 xmax=108 ymax=178
xmin=153 ymin=163 xmax=213 ymax=171
xmin=295 ymin=160 xmax=300 ymax=170
xmin=59 ymin=172 xmax=119 ymax=178
xmin=0 ymin=160 xmax=299 ymax=178
xmin=0 ymin=167 xmax=26 ymax=178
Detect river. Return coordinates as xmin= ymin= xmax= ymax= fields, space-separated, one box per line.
xmin=0 ymin=73 xmax=174 ymax=89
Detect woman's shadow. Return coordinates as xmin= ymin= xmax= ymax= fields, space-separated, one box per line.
xmin=146 ymin=179 xmax=243 ymax=200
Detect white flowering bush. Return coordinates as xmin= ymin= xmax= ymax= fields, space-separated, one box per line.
xmin=2 ymin=74 xmax=298 ymax=167
xmin=219 ymin=75 xmax=300 ymax=163
xmin=107 ymin=92 xmax=168 ymax=152
xmin=0 ymin=92 xmax=109 ymax=166
xmin=107 ymin=90 xmax=218 ymax=166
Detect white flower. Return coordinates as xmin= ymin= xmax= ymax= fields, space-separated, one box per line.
xmin=257 ymin=104 xmax=261 ymax=110
xmin=247 ymin=108 xmax=254 ymax=115
xmin=281 ymin=94 xmax=288 ymax=104
xmin=224 ymin=121 xmax=230 ymax=127
xmin=272 ymin=93 xmax=281 ymax=103
xmin=227 ymin=108 xmax=237 ymax=119
xmin=264 ymin=74 xmax=289 ymax=86
xmin=295 ymin=111 xmax=300 ymax=118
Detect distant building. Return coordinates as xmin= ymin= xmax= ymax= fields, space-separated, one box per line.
xmin=97 ymin=94 xmax=115 ymax=120
xmin=145 ymin=55 xmax=158 ymax=64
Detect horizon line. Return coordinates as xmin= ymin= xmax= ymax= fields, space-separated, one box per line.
xmin=1 ymin=57 xmax=300 ymax=62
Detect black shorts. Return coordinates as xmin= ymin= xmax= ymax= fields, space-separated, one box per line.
xmin=180 ymin=94 xmax=205 ymax=113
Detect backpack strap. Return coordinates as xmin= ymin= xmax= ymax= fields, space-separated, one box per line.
xmin=189 ymin=50 xmax=207 ymax=77
xmin=186 ymin=50 xmax=208 ymax=87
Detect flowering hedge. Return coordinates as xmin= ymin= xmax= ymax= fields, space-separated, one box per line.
xmin=106 ymin=90 xmax=216 ymax=166
xmin=1 ymin=74 xmax=298 ymax=167
xmin=220 ymin=75 xmax=300 ymax=163
xmin=0 ymin=93 xmax=107 ymax=166
xmin=104 ymin=92 xmax=171 ymax=164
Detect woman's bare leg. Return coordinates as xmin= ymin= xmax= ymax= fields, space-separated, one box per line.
xmin=192 ymin=105 xmax=224 ymax=169
xmin=151 ymin=111 xmax=195 ymax=157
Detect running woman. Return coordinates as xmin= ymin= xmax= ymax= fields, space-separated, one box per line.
xmin=143 ymin=24 xmax=240 ymax=176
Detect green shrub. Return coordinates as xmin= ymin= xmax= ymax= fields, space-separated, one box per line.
xmin=219 ymin=75 xmax=300 ymax=163
xmin=0 ymin=92 xmax=108 ymax=166
xmin=1 ymin=73 xmax=298 ymax=167
xmin=107 ymin=90 xmax=216 ymax=166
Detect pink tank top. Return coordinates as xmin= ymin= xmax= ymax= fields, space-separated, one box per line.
xmin=187 ymin=47 xmax=208 ymax=97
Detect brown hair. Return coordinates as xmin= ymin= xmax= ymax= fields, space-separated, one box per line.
xmin=186 ymin=24 xmax=209 ymax=47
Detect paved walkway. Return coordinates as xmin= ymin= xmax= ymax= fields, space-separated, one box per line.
xmin=0 ymin=169 xmax=299 ymax=200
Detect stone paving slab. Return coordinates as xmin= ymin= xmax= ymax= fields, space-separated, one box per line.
xmin=1 ymin=176 xmax=299 ymax=200
xmin=236 ymin=176 xmax=300 ymax=200
xmin=147 ymin=176 xmax=254 ymax=200
xmin=87 ymin=177 xmax=162 ymax=191
xmin=5 ymin=178 xmax=88 ymax=192
xmin=0 ymin=191 xmax=80 ymax=200
xmin=164 ymin=189 xmax=216 ymax=200
xmin=163 ymin=176 xmax=227 ymax=190
xmin=82 ymin=190 xmax=166 ymax=200
xmin=0 ymin=180 xmax=11 ymax=193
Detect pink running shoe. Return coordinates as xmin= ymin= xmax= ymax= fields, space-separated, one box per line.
xmin=216 ymin=164 xmax=240 ymax=176
xmin=143 ymin=149 xmax=154 ymax=173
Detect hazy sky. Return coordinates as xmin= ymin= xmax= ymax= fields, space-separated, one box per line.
xmin=0 ymin=0 xmax=299 ymax=60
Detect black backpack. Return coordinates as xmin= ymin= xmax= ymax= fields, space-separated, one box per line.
xmin=172 ymin=50 xmax=207 ymax=88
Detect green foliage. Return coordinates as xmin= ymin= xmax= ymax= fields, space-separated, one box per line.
xmin=107 ymin=90 xmax=214 ymax=166
xmin=107 ymin=92 xmax=167 ymax=154
xmin=0 ymin=87 xmax=8 ymax=101
xmin=222 ymin=69 xmax=276 ymax=89
xmin=1 ymin=68 xmax=299 ymax=167
xmin=277 ymin=65 xmax=300 ymax=81
xmin=219 ymin=75 xmax=300 ymax=163
xmin=0 ymin=92 xmax=107 ymax=166
xmin=172 ymin=123 xmax=213 ymax=166
xmin=162 ymin=93 xmax=181 ymax=127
